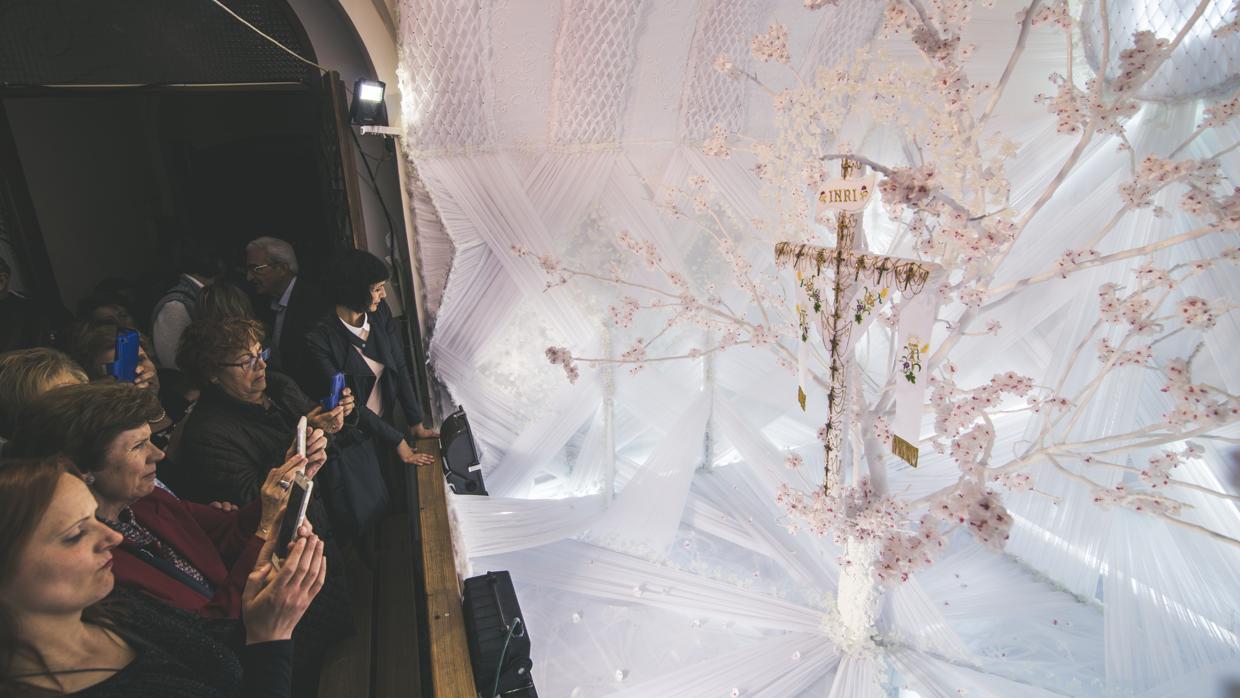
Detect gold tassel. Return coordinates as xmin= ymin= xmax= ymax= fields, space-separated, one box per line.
xmin=891 ymin=435 xmax=919 ymax=468
xmin=797 ymin=386 xmax=807 ymax=411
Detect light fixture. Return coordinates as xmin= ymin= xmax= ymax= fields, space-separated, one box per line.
xmin=349 ymin=78 xmax=388 ymax=126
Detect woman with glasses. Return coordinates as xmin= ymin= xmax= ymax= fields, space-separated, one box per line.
xmin=161 ymin=317 xmax=356 ymax=696
xmin=165 ymin=318 xmax=352 ymax=509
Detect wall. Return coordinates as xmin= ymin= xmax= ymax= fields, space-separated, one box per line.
xmin=4 ymin=96 xmax=166 ymax=308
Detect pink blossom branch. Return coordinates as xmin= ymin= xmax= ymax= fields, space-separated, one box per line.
xmin=1073 ymin=456 xmax=1240 ymax=502
xmin=983 ymin=224 xmax=1227 ymax=310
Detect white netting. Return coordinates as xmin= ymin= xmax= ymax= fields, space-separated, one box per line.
xmin=397 ymin=0 xmax=494 ymax=153
xmin=1081 ymin=0 xmax=1240 ymax=102
xmin=798 ymin=0 xmax=887 ymax=79
xmin=679 ymin=0 xmax=774 ymax=141
xmin=549 ymin=0 xmax=646 ymax=146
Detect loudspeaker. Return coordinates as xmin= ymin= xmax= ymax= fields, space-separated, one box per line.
xmin=439 ymin=407 xmax=487 ymax=495
xmin=462 ymin=571 xmax=536 ymax=697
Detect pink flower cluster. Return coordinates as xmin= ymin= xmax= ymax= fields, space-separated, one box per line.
xmin=1096 ymin=338 xmax=1153 ymax=367
xmin=1119 ymin=156 xmax=1221 ymax=210
xmin=879 ymin=166 xmax=937 ymax=214
xmin=620 ymin=339 xmax=647 ymax=374
xmin=1141 ymin=443 xmax=1202 ymax=488
xmin=1111 ymin=31 xmax=1168 ymax=94
xmin=1035 ymin=74 xmax=1088 ymax=134
xmin=616 ymin=230 xmax=663 ymax=270
xmin=1161 ymin=358 xmax=1240 ymax=427
xmin=703 ymin=124 xmax=731 ymax=158
xmin=1025 ymin=0 xmax=1071 ymax=30
xmin=1176 ymin=296 xmax=1218 ymax=329
xmin=1092 ymin=483 xmax=1182 ymax=516
xmin=1054 ymin=248 xmax=1100 ymax=278
xmin=750 ymin=23 xmax=791 ymax=64
xmin=1201 ymin=94 xmax=1239 ymax=130
xmin=608 ymin=296 xmax=641 ymax=328
xmin=545 ymin=346 xmax=579 ymax=383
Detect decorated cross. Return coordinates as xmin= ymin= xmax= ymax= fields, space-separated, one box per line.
xmin=775 ymin=159 xmax=938 ymax=493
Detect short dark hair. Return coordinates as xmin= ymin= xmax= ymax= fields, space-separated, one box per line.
xmin=67 ymin=324 xmax=153 ymax=380
xmin=326 ymin=249 xmax=389 ymax=313
xmin=176 ymin=245 xmax=224 ymax=280
xmin=197 ymin=282 xmax=255 ymax=324
xmin=8 ymin=383 xmax=162 ymax=473
xmin=177 ymin=317 xmax=266 ymax=386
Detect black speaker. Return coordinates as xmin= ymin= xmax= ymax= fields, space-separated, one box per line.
xmin=462 ymin=571 xmax=536 ymax=697
xmin=439 ymin=406 xmax=487 ymax=495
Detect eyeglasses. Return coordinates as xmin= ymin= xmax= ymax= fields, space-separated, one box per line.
xmin=244 ymin=263 xmax=271 ymax=274
xmin=218 ymin=347 xmax=271 ymax=372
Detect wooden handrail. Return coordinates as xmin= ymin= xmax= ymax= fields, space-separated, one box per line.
xmin=414 ymin=438 xmax=478 ymax=698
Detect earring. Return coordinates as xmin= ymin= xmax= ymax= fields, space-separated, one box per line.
xmin=83 ymin=473 xmax=96 ymax=486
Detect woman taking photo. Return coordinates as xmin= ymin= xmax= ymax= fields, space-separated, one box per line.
xmin=0 ymin=456 xmax=325 ymax=696
xmin=169 ymin=317 xmax=350 ymax=510
xmin=8 ymin=383 xmax=327 ymax=621
xmin=305 ymin=249 xmax=437 ymax=467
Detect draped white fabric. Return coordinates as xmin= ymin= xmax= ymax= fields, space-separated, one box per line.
xmin=397 ymin=1 xmax=1240 ymax=695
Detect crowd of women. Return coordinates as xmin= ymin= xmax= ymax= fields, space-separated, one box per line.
xmin=0 ymin=245 xmax=437 ymax=697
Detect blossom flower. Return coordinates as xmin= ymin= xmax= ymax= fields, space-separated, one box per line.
xmin=545 ymin=346 xmax=580 ymax=383
xmin=750 ymin=23 xmax=791 ymax=64
xmin=703 ymin=124 xmax=731 ymax=158
xmin=1177 ymin=296 xmax=1217 ymax=329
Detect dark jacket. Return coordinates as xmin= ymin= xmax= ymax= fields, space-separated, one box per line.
xmin=303 ymin=300 xmax=423 ymax=447
xmin=68 ymin=589 xmax=291 ymax=698
xmin=112 ymin=487 xmax=264 ymax=619
xmin=256 ymin=276 xmax=328 ymax=382
xmin=170 ymin=371 xmax=316 ymax=507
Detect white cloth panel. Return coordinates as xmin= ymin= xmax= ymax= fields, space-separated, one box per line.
xmin=451 ymin=493 xmax=606 ymax=558
xmin=549 ymin=0 xmax=645 ymax=145
xmin=583 ymin=392 xmax=710 ymax=557
xmin=397 ymin=0 xmax=494 ymax=153
xmin=678 ymin=0 xmax=773 ymax=141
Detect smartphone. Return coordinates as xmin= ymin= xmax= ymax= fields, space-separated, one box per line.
xmin=106 ymin=328 xmax=140 ymax=383
xmin=296 ymin=415 xmax=308 ymax=458
xmin=321 ymin=372 xmax=346 ymax=410
xmin=273 ymin=471 xmax=314 ymax=564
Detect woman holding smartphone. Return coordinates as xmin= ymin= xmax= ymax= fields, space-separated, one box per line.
xmin=0 ymin=455 xmax=325 ymax=696
xmin=305 ymin=249 xmax=438 ymax=467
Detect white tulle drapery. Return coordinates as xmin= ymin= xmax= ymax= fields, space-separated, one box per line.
xmin=397 ymin=1 xmax=1240 ymax=695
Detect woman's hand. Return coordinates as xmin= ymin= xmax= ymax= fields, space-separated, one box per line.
xmin=283 ymin=427 xmax=328 ymax=480
xmin=133 ymin=355 xmax=158 ymax=392
xmin=396 ymin=439 xmax=435 ymax=466
xmin=241 ymin=534 xmax=327 ymax=644
xmin=257 ymin=456 xmax=306 ymax=539
xmin=306 ymin=404 xmax=345 ymax=435
xmin=338 ymin=387 xmax=356 ymax=418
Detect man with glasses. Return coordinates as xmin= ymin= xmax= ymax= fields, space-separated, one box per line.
xmin=244 ymin=237 xmax=326 ymax=387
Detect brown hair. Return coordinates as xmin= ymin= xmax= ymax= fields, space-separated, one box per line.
xmin=176 ymin=318 xmax=266 ymax=387
xmin=0 ymin=457 xmax=76 ymax=693
xmin=6 ymin=384 xmax=162 ymax=474
xmin=0 ymin=350 xmax=88 ymax=440
xmin=65 ymin=324 xmax=153 ymax=381
xmin=196 ymin=283 xmax=256 ymax=324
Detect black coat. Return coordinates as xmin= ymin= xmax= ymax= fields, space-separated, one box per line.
xmin=256 ymin=277 xmax=328 ymax=384
xmin=303 ymin=301 xmax=424 ymax=447
xmin=170 ymin=372 xmax=318 ymax=507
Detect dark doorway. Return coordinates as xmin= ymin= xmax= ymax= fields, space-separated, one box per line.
xmin=1 ymin=87 xmax=350 ymax=319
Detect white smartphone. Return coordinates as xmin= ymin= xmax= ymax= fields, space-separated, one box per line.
xmin=273 ymin=471 xmax=313 ymax=567
xmin=296 ymin=415 xmax=308 ymax=459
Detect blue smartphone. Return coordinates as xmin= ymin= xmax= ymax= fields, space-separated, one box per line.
xmin=321 ymin=372 xmax=346 ymax=410
xmin=106 ymin=328 xmax=140 ymax=383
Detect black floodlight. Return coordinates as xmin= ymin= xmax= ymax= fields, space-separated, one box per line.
xmin=349 ymin=78 xmax=388 ymax=126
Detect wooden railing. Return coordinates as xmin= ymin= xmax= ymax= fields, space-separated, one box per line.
xmin=318 ymin=437 xmax=476 ymax=697
xmin=412 ymin=437 xmax=477 ymax=697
